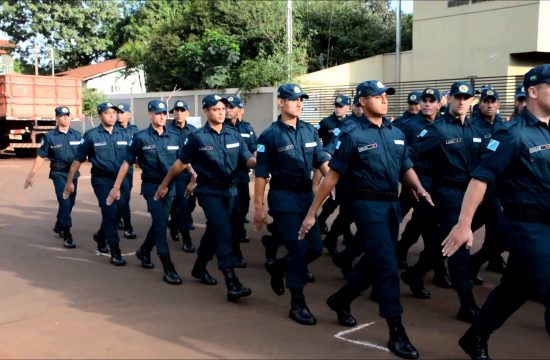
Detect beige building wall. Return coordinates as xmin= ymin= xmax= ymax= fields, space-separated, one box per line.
xmin=296 ymin=0 xmax=550 ymax=85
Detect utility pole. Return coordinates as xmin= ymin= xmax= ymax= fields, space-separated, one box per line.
xmin=34 ymin=43 xmax=39 ymax=75
xmin=50 ymin=47 xmax=55 ymax=76
xmin=286 ymin=0 xmax=293 ymax=81
xmin=395 ymin=0 xmax=402 ymax=85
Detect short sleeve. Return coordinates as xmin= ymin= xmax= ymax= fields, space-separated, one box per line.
xmin=74 ymin=132 xmax=92 ymax=162
xmin=255 ymin=132 xmax=271 ymax=178
xmin=471 ymin=127 xmax=519 ymax=185
xmin=37 ymin=134 xmax=50 ymax=158
xmin=178 ymin=133 xmax=195 ymax=165
xmin=328 ymin=132 xmax=353 ymax=175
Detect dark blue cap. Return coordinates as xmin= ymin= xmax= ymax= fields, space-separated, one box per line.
xmin=55 ymin=106 xmax=70 ymax=116
xmin=97 ymin=102 xmax=118 ymax=114
xmin=334 ymin=94 xmax=350 ymax=106
xmin=170 ymin=100 xmax=190 ymax=112
xmin=515 ymin=85 xmax=526 ymax=99
xmin=353 ymin=94 xmax=361 ymax=106
xmin=227 ymin=95 xmax=244 ymax=108
xmin=147 ymin=99 xmax=168 ymax=114
xmin=277 ymin=83 xmax=309 ymax=100
xmin=356 ymin=80 xmax=395 ymax=97
xmin=449 ymin=81 xmax=474 ymax=97
xmin=475 ymin=84 xmax=493 ymax=95
xmin=524 ymin=64 xmax=550 ymax=89
xmin=116 ymin=103 xmax=131 ymax=113
xmin=407 ymin=91 xmax=422 ymax=104
xmin=421 ymin=87 xmax=441 ymax=101
xmin=202 ymin=94 xmax=228 ymax=108
xmin=480 ymin=88 xmax=500 ymax=101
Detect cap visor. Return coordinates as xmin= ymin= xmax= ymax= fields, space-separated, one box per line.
xmin=385 ymin=87 xmax=396 ymax=95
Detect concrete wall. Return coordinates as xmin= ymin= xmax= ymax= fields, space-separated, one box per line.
xmin=104 ymin=87 xmax=278 ymax=135
xmin=85 ymin=68 xmax=146 ymax=95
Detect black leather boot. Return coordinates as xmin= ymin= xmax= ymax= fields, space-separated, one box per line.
xmin=93 ymin=230 xmax=109 ymax=253
xmin=544 ymin=308 xmax=550 ymax=337
xmin=432 ymin=271 xmax=452 ymax=289
xmin=456 ymin=289 xmax=480 ymax=323
xmin=305 ymin=268 xmax=315 ymax=283
xmin=159 ymin=253 xmax=182 ymax=285
xmin=62 ymin=229 xmax=76 ymax=249
xmin=401 ymin=270 xmax=430 ymax=299
xmin=265 ymin=258 xmax=286 ymax=296
xmin=486 ymin=255 xmax=506 ymax=273
xmin=386 ymin=317 xmax=419 ymax=359
xmin=135 ymin=247 xmax=154 ymax=269
xmin=458 ymin=327 xmax=491 ymax=360
xmin=289 ymin=288 xmax=316 ymax=325
xmin=395 ymin=241 xmax=410 ymax=269
xmin=322 ymin=234 xmax=337 ymax=256
xmin=53 ymin=222 xmax=63 ymax=237
xmin=222 ymin=268 xmax=251 ymax=302
xmin=261 ymin=235 xmax=279 ymax=261
xmin=109 ymin=244 xmax=126 ymax=266
xmin=181 ymin=230 xmax=195 ymax=253
xmin=326 ymin=285 xmax=359 ymax=327
xmin=191 ymin=257 xmax=217 ymax=285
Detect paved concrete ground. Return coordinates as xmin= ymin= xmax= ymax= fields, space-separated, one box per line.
xmin=0 ymin=158 xmax=548 ymax=359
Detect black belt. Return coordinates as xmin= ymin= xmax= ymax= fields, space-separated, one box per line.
xmin=198 ymin=181 xmax=233 ymax=189
xmin=141 ymin=175 xmax=164 ymax=184
xmin=502 ymin=205 xmax=550 ymax=225
xmin=91 ymin=170 xmax=117 ymax=180
xmin=269 ymin=182 xmax=312 ymax=193
xmin=436 ymin=177 xmax=469 ymax=191
xmin=50 ymin=162 xmax=70 ymax=172
xmin=354 ymin=188 xmax=398 ymax=201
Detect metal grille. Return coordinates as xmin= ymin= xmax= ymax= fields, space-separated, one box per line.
xmin=301 ymin=75 xmax=523 ymax=124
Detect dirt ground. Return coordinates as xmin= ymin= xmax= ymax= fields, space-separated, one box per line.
xmin=0 ymin=158 xmax=548 ymax=359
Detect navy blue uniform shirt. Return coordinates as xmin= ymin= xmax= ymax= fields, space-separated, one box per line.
xmin=324 ymin=114 xmax=361 ymax=156
xmin=126 ymin=125 xmax=181 ymax=185
xmin=471 ymin=114 xmax=505 ymax=140
xmin=74 ymin=125 xmax=131 ymax=178
xmin=316 ymin=113 xmax=345 ymax=146
xmin=329 ymin=116 xmax=413 ymax=195
xmin=38 ymin=127 xmax=83 ymax=174
xmin=256 ymin=117 xmax=329 ymax=190
xmin=224 ymin=119 xmax=258 ymax=183
xmin=472 ymin=108 xmax=550 ymax=213
xmin=178 ymin=122 xmax=252 ymax=196
xmin=116 ymin=122 xmax=140 ymax=138
xmin=393 ymin=111 xmax=417 ymax=130
xmin=167 ymin=120 xmax=197 ymax=182
xmin=410 ymin=112 xmax=486 ymax=185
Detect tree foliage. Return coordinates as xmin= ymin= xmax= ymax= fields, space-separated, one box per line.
xmin=82 ymin=87 xmax=107 ymax=119
xmin=0 ymin=0 xmax=412 ymax=89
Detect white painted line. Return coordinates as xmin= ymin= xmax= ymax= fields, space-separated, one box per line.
xmin=334 ymin=322 xmax=390 ymax=352
xmin=0 ymin=223 xmax=11 ymax=228
xmin=0 ymin=165 xmax=20 ymax=168
xmin=94 ymin=250 xmax=136 ymax=257
xmin=56 ymin=256 xmax=95 ymax=263
xmin=79 ymin=175 xmax=91 ymax=180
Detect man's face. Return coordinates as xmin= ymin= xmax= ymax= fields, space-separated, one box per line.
xmin=352 ymin=104 xmax=363 ymax=117
xmin=99 ymin=109 xmax=117 ymax=126
xmin=361 ymin=93 xmax=388 ymax=117
xmin=117 ymin=111 xmax=131 ymax=124
xmin=440 ymin=96 xmax=448 ymax=107
xmin=514 ymin=97 xmax=527 ymax=113
xmin=204 ymin=101 xmax=226 ymax=124
xmin=173 ymin=108 xmax=189 ymax=124
xmin=148 ymin=111 xmax=167 ymax=128
xmin=226 ymin=105 xmax=240 ymax=121
xmin=420 ymin=96 xmax=440 ymax=118
xmin=479 ymin=98 xmax=500 ymax=119
xmin=407 ymin=102 xmax=421 ymax=114
xmin=278 ymin=97 xmax=303 ymax=118
xmin=532 ymin=83 xmax=550 ymax=114
xmin=334 ymin=104 xmax=350 ymax=118
xmin=56 ymin=114 xmax=71 ymax=128
xmin=449 ymin=94 xmax=474 ymax=116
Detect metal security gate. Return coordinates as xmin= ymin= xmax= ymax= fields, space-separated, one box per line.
xmin=301 ymin=75 xmax=524 ymax=124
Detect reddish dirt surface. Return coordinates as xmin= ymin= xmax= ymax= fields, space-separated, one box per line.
xmin=0 ymin=158 xmax=548 ymax=359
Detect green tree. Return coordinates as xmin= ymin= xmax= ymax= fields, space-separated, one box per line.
xmin=0 ymin=0 xmax=129 ymax=72
xmin=82 ymin=87 xmax=107 ymax=120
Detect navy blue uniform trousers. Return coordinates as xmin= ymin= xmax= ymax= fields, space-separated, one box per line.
xmin=51 ymin=172 xmax=77 ymax=229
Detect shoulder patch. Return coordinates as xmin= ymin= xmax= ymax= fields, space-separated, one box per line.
xmin=419 ymin=129 xmax=428 ymax=137
xmin=257 ymin=144 xmax=265 ymax=153
xmin=487 ymin=139 xmax=500 ymax=151
xmin=314 ymin=124 xmax=320 ymax=130
xmin=333 ymin=128 xmax=341 ymax=136
xmin=335 ymin=140 xmax=341 ymax=150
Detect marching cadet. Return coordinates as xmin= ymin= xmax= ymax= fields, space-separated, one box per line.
xmin=254 ymin=83 xmax=330 ymax=325
xmin=299 ymin=80 xmax=432 ymax=359
xmin=156 ymin=94 xmax=256 ymax=302
xmin=442 ymin=64 xmax=550 ymax=360
xmin=115 ymin=103 xmax=138 ymax=239
xmin=351 ymin=95 xmax=364 ymax=118
xmin=315 ymin=94 xmax=350 ymax=236
xmin=166 ymin=100 xmax=197 ymax=253
xmin=393 ymin=90 xmax=422 ymax=128
xmin=24 ymin=106 xmax=82 ymax=249
xmin=510 ymin=85 xmax=527 ymax=121
xmin=224 ymin=95 xmax=258 ymax=267
xmin=401 ymin=82 xmax=488 ymax=323
xmin=439 ymin=91 xmax=450 ymax=116
xmin=63 ymin=102 xmax=130 ymax=266
xmin=396 ymin=87 xmax=452 ymax=290
xmin=106 ymin=100 xmax=183 ymax=285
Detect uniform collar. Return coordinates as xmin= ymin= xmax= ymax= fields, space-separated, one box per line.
xmin=169 ymin=120 xmax=189 ymax=130
xmin=204 ymin=121 xmax=229 ymax=134
xmin=521 ymin=108 xmax=548 ymax=127
xmin=224 ymin=118 xmax=239 ymax=128
xmin=442 ymin=111 xmax=468 ymax=124
xmin=358 ymin=115 xmax=392 ymax=129
xmin=98 ymin=124 xmax=119 ymax=134
xmin=148 ymin=124 xmax=169 ymax=136
xmin=55 ymin=126 xmax=72 ymax=134
xmin=276 ymin=116 xmax=304 ymax=130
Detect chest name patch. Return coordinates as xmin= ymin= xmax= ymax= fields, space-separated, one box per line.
xmin=529 ymin=144 xmax=550 ymax=154
xmin=117 ymin=141 xmax=128 ymax=146
xmin=394 ymin=139 xmax=405 ymax=145
xmin=226 ymin=142 xmax=240 ymax=149
xmin=473 ymin=137 xmax=482 ymax=143
xmin=358 ymin=143 xmax=377 ymax=152
xmin=277 ymin=144 xmax=294 ymax=152
xmin=198 ymin=146 xmax=214 ymax=151
xmin=142 ymin=144 xmax=156 ymax=150
xmin=94 ymin=141 xmax=107 ymax=147
xmin=167 ymin=145 xmax=179 ymax=150
xmin=445 ymin=138 xmax=462 ymax=145
xmin=69 ymin=141 xmax=80 ymax=146
xmin=305 ymin=142 xmax=317 ymax=148
xmin=240 ymin=133 xmax=251 ymax=138
xmin=50 ymin=144 xmax=63 ymax=149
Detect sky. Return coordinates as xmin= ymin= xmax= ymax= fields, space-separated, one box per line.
xmin=391 ymin=0 xmax=414 ymax=14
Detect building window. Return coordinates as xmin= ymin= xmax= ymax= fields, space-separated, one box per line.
xmin=448 ymin=0 xmax=469 ymax=7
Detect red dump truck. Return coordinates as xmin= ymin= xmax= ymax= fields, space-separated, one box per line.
xmin=0 ymin=73 xmax=83 ymax=156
